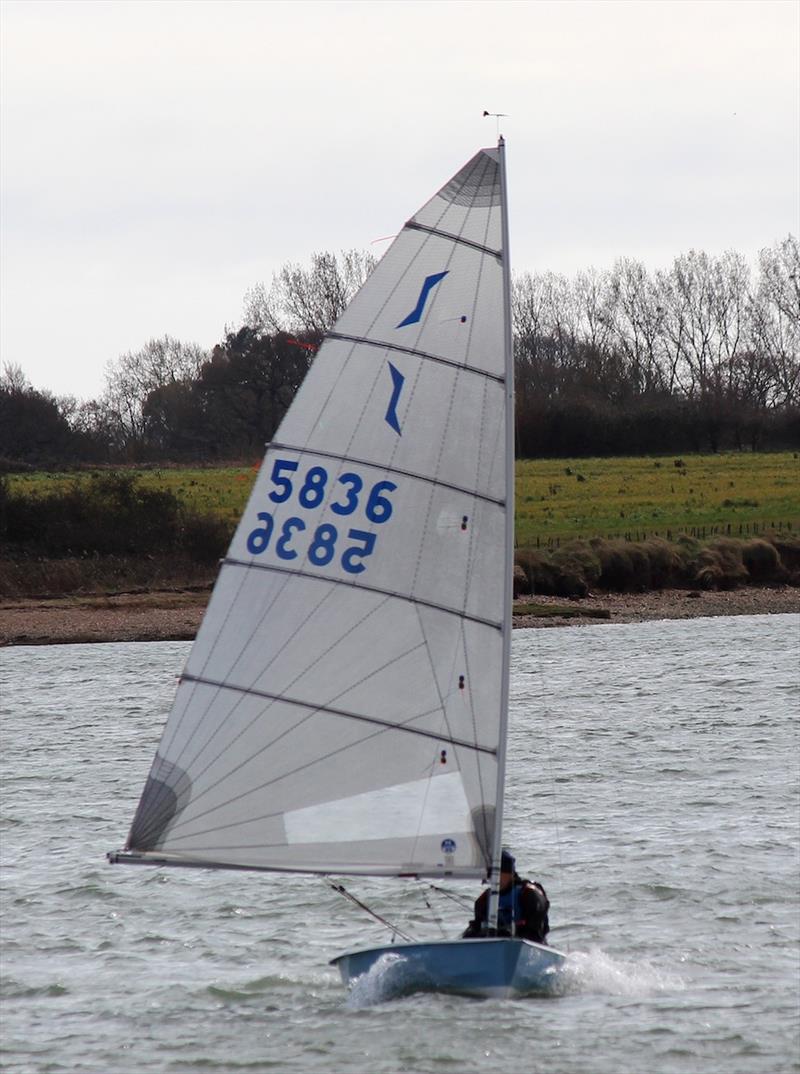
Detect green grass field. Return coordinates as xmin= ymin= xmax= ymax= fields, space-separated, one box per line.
xmin=515 ymin=452 xmax=798 ymax=546
xmin=7 ymin=452 xmax=799 ymax=546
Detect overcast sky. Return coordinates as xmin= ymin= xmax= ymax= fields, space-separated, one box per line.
xmin=2 ymin=0 xmax=798 ymax=401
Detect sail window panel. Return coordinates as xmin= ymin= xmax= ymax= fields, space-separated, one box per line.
xmin=333 ymin=234 xmax=504 ymax=378
xmin=274 ymin=347 xmax=506 ymax=504
xmin=283 ymin=771 xmax=471 ymax=844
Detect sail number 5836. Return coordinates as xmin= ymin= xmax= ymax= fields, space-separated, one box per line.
xmin=245 ymin=459 xmax=397 ymax=574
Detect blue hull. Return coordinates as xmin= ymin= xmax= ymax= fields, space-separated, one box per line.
xmin=330 ymin=938 xmax=566 ymax=1000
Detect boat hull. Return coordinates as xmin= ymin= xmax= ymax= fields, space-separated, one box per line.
xmin=330 ymin=938 xmax=566 ymax=1000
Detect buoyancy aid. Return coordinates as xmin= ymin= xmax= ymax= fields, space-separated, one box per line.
xmin=496 ymin=881 xmax=524 ymax=934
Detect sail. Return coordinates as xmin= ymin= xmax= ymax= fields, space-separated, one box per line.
xmin=114 ymin=145 xmax=512 ymax=879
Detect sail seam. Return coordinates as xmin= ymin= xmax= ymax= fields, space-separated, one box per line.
xmin=267 ymin=440 xmax=505 ymax=508
xmin=325 ymin=332 xmax=505 ymax=386
xmin=220 ymin=558 xmax=503 ymax=631
xmin=404 ymin=220 xmax=502 ymax=261
xmin=180 ymin=673 xmax=497 ymax=756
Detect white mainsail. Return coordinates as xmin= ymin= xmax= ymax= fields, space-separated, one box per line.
xmin=114 ymin=143 xmax=513 ymax=881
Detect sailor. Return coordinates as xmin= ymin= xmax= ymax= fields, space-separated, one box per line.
xmin=462 ymin=850 xmax=550 ymax=943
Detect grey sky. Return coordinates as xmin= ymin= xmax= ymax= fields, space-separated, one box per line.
xmin=1 ymin=0 xmax=798 ymax=401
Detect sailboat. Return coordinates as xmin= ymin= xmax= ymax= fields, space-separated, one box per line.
xmin=109 ymin=138 xmax=566 ymax=999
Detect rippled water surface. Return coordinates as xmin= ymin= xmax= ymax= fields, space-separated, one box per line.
xmin=2 ymin=614 xmax=798 ymax=1073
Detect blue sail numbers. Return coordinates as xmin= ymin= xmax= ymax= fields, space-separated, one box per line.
xmin=246 ymin=458 xmax=397 ymax=575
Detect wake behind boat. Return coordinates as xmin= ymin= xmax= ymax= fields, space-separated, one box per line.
xmin=109 ymin=136 xmax=567 ymax=999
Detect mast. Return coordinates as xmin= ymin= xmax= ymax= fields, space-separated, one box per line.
xmin=487 ymin=135 xmax=514 ymax=934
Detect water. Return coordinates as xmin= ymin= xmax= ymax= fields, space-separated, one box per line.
xmin=2 ymin=614 xmax=798 ymax=1073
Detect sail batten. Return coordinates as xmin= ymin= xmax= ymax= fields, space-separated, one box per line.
xmin=267 ymin=441 xmax=506 ymax=507
xmin=113 ymin=145 xmax=511 ymax=879
xmin=325 ymin=332 xmax=506 ymax=384
xmin=219 ymin=560 xmax=504 ymax=629
xmin=403 ymin=220 xmax=502 ymax=260
xmin=179 ymin=672 xmax=498 ymax=755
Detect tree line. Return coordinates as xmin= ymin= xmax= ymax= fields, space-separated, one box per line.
xmin=2 ymin=240 xmax=797 ymax=467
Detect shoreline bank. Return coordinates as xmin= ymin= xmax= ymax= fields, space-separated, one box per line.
xmin=1 ymin=585 xmax=798 ymax=647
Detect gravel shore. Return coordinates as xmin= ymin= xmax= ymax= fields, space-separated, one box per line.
xmin=1 ymin=585 xmax=798 ymax=646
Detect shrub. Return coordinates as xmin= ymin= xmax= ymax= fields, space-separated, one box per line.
xmin=741 ymin=538 xmax=785 ymax=583
xmin=180 ymin=511 xmax=232 ymax=564
xmin=514 ymin=547 xmax=588 ymax=597
xmin=591 ymin=539 xmax=637 ymax=591
xmin=639 ymin=538 xmax=683 ymax=589
xmin=693 ymin=539 xmax=748 ymax=590
xmin=0 ymin=472 xmax=232 ymax=570
xmin=769 ymin=534 xmax=800 ymax=571
xmin=554 ymin=540 xmax=602 ymax=588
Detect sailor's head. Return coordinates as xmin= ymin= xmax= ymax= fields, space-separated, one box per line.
xmin=500 ymin=849 xmax=516 ymax=881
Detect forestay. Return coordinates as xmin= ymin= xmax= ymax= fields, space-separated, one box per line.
xmin=115 ymin=146 xmax=511 ymax=879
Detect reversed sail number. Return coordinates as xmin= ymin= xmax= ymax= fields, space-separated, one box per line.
xmin=246 ymin=459 xmax=397 ymax=574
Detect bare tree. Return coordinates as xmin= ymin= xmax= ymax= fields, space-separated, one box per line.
xmin=609 ymin=258 xmax=668 ymax=394
xmin=103 ymin=335 xmax=208 ymax=449
xmin=244 ymin=249 xmax=376 ymax=336
xmin=1 ymin=363 xmax=31 ymax=394
xmin=750 ymin=235 xmax=800 ymax=407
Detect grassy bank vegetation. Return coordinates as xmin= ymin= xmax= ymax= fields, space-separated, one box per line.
xmin=0 ymin=473 xmax=227 ymax=598
xmin=8 ymin=452 xmax=797 ymax=541
xmin=514 ymin=534 xmax=800 ymax=599
xmin=1 ymin=454 xmax=798 ymax=599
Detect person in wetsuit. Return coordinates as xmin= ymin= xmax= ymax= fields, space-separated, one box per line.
xmin=462 ymin=849 xmax=550 ymax=943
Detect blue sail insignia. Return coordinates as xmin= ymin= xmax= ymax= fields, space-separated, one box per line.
xmin=385 ymin=362 xmax=405 ymax=435
xmin=396 ymin=271 xmax=449 ymax=327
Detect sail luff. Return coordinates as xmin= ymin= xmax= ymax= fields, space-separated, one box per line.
xmin=488 ymin=136 xmax=514 ymax=933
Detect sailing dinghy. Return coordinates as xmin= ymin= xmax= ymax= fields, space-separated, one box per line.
xmin=109 ymin=138 xmax=566 ymax=999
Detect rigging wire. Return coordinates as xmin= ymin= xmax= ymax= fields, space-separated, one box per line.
xmin=530 ymin=629 xmax=569 ymax=952
xmin=422 ymin=892 xmax=449 ymax=940
xmin=427 ymin=883 xmax=474 ymax=911
xmin=325 ymin=879 xmax=416 ymax=944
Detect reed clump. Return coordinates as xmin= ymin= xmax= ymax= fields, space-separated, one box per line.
xmin=514 ymin=545 xmax=599 ymax=598
xmin=514 ymin=532 xmax=796 ymax=597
